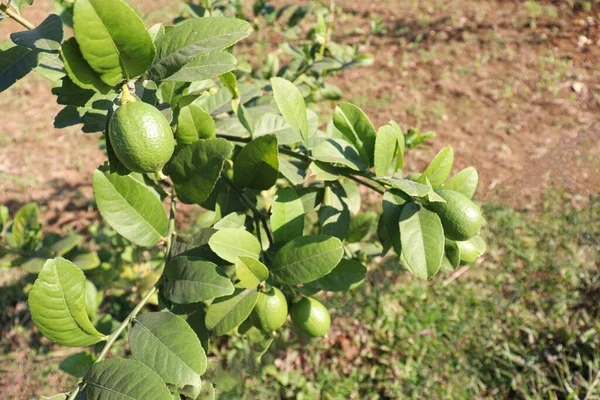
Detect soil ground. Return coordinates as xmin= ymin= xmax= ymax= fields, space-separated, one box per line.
xmin=0 ymin=0 xmax=599 ymax=398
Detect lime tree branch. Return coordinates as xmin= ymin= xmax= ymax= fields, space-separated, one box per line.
xmin=0 ymin=3 xmax=35 ymax=30
xmin=221 ymin=173 xmax=275 ymax=247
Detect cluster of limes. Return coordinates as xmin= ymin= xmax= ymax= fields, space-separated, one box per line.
xmin=251 ymin=287 xmax=331 ymax=337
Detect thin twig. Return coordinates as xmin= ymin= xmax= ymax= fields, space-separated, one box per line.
xmin=0 ymin=3 xmax=35 ymax=30
xmin=442 ymin=265 xmax=470 ymax=287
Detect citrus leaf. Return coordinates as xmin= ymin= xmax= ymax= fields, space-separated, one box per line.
xmin=49 ymin=233 xmax=82 ymax=257
xmin=313 ymin=138 xmax=366 ymax=171
xmin=278 ymin=157 xmax=307 ymax=185
xmin=390 ymin=120 xmax=405 ymax=170
xmin=378 ymin=177 xmax=431 ymax=198
xmin=332 ymin=103 xmax=377 ymax=167
xmin=419 ymin=145 xmax=454 ymax=188
xmin=374 ymin=124 xmax=398 ymax=177
xmin=382 ymin=191 xmax=409 ymax=255
xmin=28 ymin=258 xmax=105 ymax=347
xmin=163 ymin=51 xmax=237 ymax=82
xmin=271 ymin=235 xmax=344 ymax=284
xmin=92 ymin=169 xmax=168 ymax=248
xmin=341 ymin=181 xmax=361 ymax=215
xmin=60 ymin=38 xmax=111 ymax=94
xmin=233 ymin=134 xmax=279 ymax=190
xmin=176 ymin=104 xmax=215 ymax=146
xmin=399 ymin=202 xmax=444 ymax=280
xmin=71 ymin=250 xmax=100 ymax=271
xmin=444 ymin=167 xmax=479 ymax=199
xmin=170 ymin=303 xmax=209 ymax=352
xmin=205 ymin=288 xmax=259 ymax=336
xmin=270 ymin=187 xmax=304 ymax=243
xmin=310 ymin=259 xmax=367 ymax=292
xmin=164 ymin=138 xmax=233 ymax=204
xmin=85 ymin=358 xmax=172 ymax=400
xmin=346 ymin=212 xmax=376 ymax=243
xmin=196 ymin=83 xmax=260 ymax=116
xmin=12 ymin=202 xmax=41 ymax=252
xmin=319 ymin=185 xmax=350 ymax=240
xmin=150 ymin=17 xmax=252 ymax=81
xmin=234 ymin=256 xmax=268 ymax=289
xmin=253 ymin=113 xmax=297 ymax=145
xmin=208 ymin=228 xmax=261 ymax=263
xmin=130 ymin=312 xmax=207 ymax=398
xmin=164 ymin=255 xmax=234 ymax=304
xmin=73 ymin=0 xmax=156 ymax=86
xmin=271 ymin=77 xmax=307 ymax=145
xmin=10 ymin=14 xmax=63 ymax=53
xmin=0 ymin=41 xmax=38 ymax=93
xmin=59 ymin=351 xmax=96 ymax=377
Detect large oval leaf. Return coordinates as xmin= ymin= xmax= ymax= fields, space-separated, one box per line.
xmin=130 ymin=312 xmax=207 ymax=398
xmin=271 ymin=235 xmax=344 ymax=285
xmin=164 ymin=138 xmax=233 ymax=204
xmin=85 ymin=358 xmax=172 ymax=400
xmin=271 ymin=77 xmax=307 ymax=146
xmin=73 ymin=0 xmax=155 ymax=86
xmin=92 ymin=169 xmax=168 ymax=248
xmin=234 ymin=256 xmax=269 ymax=289
xmin=312 ymin=138 xmax=366 ymax=171
xmin=319 ymin=185 xmax=350 ymax=240
xmin=233 ymin=134 xmax=279 ymax=190
xmin=270 ymin=187 xmax=304 ymax=243
xmin=309 ymin=259 xmax=367 ymax=292
xmin=399 ymin=202 xmax=444 ymax=280
xmin=163 ymin=51 xmax=237 ymax=82
xmin=374 ymin=124 xmax=398 ymax=177
xmin=150 ymin=18 xmax=252 ymax=81
xmin=61 ymin=37 xmax=111 ymax=94
xmin=28 ymin=258 xmax=105 ymax=347
xmin=205 ymin=288 xmax=259 ymax=336
xmin=208 ymin=228 xmax=261 ymax=263
xmin=332 ymin=103 xmax=377 ymax=167
xmin=419 ymin=145 xmax=454 ymax=188
xmin=176 ymin=104 xmax=216 ymax=146
xmin=0 ymin=42 xmax=38 ymax=93
xmin=164 ymin=254 xmax=234 ymax=303
xmin=382 ymin=191 xmax=409 ymax=255
xmin=443 ymin=167 xmax=479 ymax=199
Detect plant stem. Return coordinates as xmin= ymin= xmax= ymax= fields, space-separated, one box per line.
xmin=0 ymin=3 xmax=35 ymax=30
xmin=221 ymin=174 xmax=275 ymax=247
xmin=119 ymin=83 xmax=135 ymax=104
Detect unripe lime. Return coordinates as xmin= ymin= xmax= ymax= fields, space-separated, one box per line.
xmin=428 ymin=189 xmax=484 ymax=241
xmin=290 ymin=297 xmax=330 ymax=338
xmin=108 ymin=102 xmax=174 ymax=174
xmin=250 ymin=287 xmax=288 ymax=332
xmin=456 ymin=235 xmax=487 ymax=264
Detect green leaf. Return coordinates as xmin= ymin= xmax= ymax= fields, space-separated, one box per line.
xmin=390 ymin=121 xmax=405 ymax=170
xmin=196 ymin=381 xmax=216 ymax=400
xmin=59 ymin=351 xmax=96 ymax=377
xmin=28 ymin=258 xmax=105 ymax=347
xmin=419 ymin=145 xmax=454 ymax=188
xmin=170 ymin=303 xmax=209 ymax=352
xmin=332 ymin=103 xmax=377 ymax=167
xmin=443 ymin=240 xmax=461 ymax=270
xmin=176 ymin=104 xmax=216 ymax=145
xmin=444 ymin=167 xmax=479 ymax=199
xmin=253 ymin=113 xmax=298 ymax=145
xmin=0 ymin=41 xmax=38 ymax=92
xmin=374 ymin=125 xmax=398 ymax=177
xmin=0 ymin=205 xmax=8 ymax=232
xmin=130 ymin=312 xmax=207 ymax=399
xmin=163 ymin=51 xmax=237 ymax=82
xmin=270 ymin=187 xmax=304 ymax=243
xmin=85 ymin=358 xmax=172 ymax=400
xmin=20 ymin=247 xmax=52 ymax=273
xmin=71 ymin=250 xmax=100 ymax=271
xmin=61 ymin=38 xmax=111 ymax=94
xmin=205 ymin=288 xmax=259 ymax=336
xmin=278 ymin=157 xmax=307 ymax=185
xmin=319 ymin=185 xmax=350 ymax=240
xmin=10 ymin=14 xmax=63 ymax=53
xmin=234 ymin=256 xmax=268 ymax=289
xmin=208 ymin=228 xmax=261 ymax=263
xmin=73 ymin=0 xmax=156 ymax=86
xmin=12 ymin=0 xmax=34 ymax=13
xmin=164 ymin=255 xmax=234 ymax=304
xmin=341 ymin=182 xmax=361 ymax=215
xmin=271 ymin=77 xmax=307 ymax=145
xmin=92 ymin=169 xmax=168 ymax=248
xmin=196 ymin=83 xmax=260 ymax=116
xmin=399 ymin=202 xmax=444 ymax=280
xmin=12 ymin=202 xmax=41 ymax=252
xmin=164 ymin=138 xmax=233 ymax=204
xmin=346 ymin=212 xmax=376 ymax=243
xmin=313 ymin=138 xmax=366 ymax=171
xmin=382 ymin=191 xmax=410 ymax=255
xmin=271 ymin=235 xmax=344 ymax=285
xmin=233 ymin=134 xmax=279 ymax=190
xmin=310 ymin=259 xmax=366 ymax=292
xmin=85 ymin=279 xmax=101 ymax=321
xmin=49 ymin=233 xmax=82 ymax=257
xmin=150 ymin=18 xmax=252 ymax=81
xmin=379 ymin=177 xmax=431 ymax=198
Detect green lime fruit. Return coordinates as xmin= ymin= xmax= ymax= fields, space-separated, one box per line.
xmin=456 ymin=235 xmax=487 ymax=264
xmin=290 ymin=297 xmax=330 ymax=338
xmin=428 ymin=189 xmax=484 ymax=241
xmin=250 ymin=287 xmax=288 ymax=333
xmin=108 ymin=102 xmax=174 ymax=174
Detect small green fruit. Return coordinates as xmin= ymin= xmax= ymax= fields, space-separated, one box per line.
xmin=456 ymin=235 xmax=487 ymax=264
xmin=290 ymin=297 xmax=330 ymax=338
xmin=428 ymin=189 xmax=484 ymax=241
xmin=250 ymin=287 xmax=288 ymax=332
xmin=108 ymin=102 xmax=174 ymax=174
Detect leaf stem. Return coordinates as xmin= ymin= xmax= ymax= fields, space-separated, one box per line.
xmin=0 ymin=3 xmax=35 ymax=30
xmin=221 ymin=174 xmax=275 ymax=247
